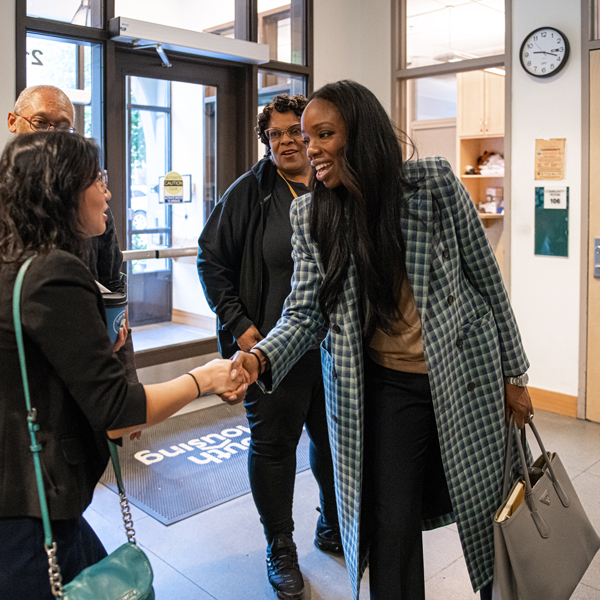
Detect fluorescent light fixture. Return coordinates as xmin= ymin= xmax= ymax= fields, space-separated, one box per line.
xmin=484 ymin=67 xmax=505 ymax=76
xmin=109 ymin=17 xmax=270 ymax=65
xmin=433 ymin=50 xmax=479 ymax=63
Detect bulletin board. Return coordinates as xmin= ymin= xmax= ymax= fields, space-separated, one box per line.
xmin=534 ymin=186 xmax=569 ymax=257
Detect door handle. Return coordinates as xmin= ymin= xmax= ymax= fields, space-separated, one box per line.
xmin=594 ymin=238 xmax=600 ymax=278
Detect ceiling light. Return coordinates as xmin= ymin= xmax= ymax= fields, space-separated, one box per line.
xmin=433 ymin=50 xmax=479 ymax=63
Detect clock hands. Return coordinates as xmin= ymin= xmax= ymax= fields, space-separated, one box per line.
xmin=533 ymin=51 xmax=557 ymax=57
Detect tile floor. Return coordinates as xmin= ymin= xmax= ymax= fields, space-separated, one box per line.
xmin=85 ymin=409 xmax=600 ymax=599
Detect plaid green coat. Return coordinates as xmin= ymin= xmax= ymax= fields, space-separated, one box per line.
xmin=255 ymin=157 xmax=529 ymax=598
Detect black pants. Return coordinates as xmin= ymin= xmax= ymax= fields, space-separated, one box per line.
xmin=363 ymin=360 xmax=453 ymax=600
xmin=0 ymin=516 xmax=107 ymax=600
xmin=244 ymin=349 xmax=338 ymax=542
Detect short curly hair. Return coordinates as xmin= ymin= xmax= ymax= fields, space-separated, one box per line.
xmin=255 ymin=93 xmax=308 ymax=158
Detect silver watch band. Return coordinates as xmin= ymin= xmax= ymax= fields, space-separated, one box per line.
xmin=504 ymin=373 xmax=529 ymax=387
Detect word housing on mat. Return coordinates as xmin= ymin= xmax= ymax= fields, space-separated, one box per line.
xmin=134 ymin=425 xmax=251 ymax=466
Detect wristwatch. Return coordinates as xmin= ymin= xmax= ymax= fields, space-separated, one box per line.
xmin=505 ymin=373 xmax=529 ymax=387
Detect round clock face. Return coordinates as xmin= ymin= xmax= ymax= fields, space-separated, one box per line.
xmin=520 ymin=27 xmax=570 ymax=78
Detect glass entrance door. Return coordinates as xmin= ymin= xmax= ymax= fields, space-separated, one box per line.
xmin=126 ymin=76 xmax=216 ymax=331
xmin=108 ymin=49 xmax=251 ymax=361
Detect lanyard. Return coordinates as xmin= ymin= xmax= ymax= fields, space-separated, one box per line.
xmin=277 ymin=169 xmax=299 ymax=199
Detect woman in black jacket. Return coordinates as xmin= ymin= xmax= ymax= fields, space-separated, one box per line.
xmin=0 ymin=132 xmax=246 ymax=600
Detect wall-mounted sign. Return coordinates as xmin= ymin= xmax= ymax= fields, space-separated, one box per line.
xmin=544 ymin=186 xmax=567 ymax=209
xmin=162 ymin=171 xmax=184 ymax=203
xmin=535 ymin=186 xmax=569 ymax=257
xmin=159 ymin=172 xmax=192 ymax=204
xmin=535 ymin=138 xmax=566 ymax=181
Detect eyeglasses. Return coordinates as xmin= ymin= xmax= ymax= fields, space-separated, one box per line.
xmin=265 ymin=124 xmax=302 ymax=142
xmin=96 ymin=170 xmax=109 ymax=192
xmin=16 ymin=114 xmax=76 ymax=133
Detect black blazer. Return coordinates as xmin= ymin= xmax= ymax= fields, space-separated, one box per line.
xmin=0 ymin=251 xmax=146 ymax=520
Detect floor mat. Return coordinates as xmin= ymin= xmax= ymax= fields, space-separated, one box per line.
xmin=100 ymin=401 xmax=311 ymax=525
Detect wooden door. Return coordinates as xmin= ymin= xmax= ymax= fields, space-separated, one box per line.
xmin=484 ymin=72 xmax=505 ymax=136
xmin=457 ymin=70 xmax=485 ymax=137
xmin=587 ymin=50 xmax=600 ymax=422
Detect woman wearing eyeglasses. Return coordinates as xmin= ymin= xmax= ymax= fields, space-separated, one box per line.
xmin=198 ymin=94 xmax=339 ymax=599
xmin=0 ymin=132 xmax=247 ymax=599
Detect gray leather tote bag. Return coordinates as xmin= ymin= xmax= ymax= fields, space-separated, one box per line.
xmin=492 ymin=418 xmax=600 ymax=600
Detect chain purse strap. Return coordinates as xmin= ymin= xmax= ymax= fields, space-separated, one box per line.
xmin=12 ymin=257 xmax=137 ymax=598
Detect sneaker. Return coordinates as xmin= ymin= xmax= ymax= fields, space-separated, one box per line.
xmin=314 ymin=513 xmax=343 ymax=555
xmin=266 ymin=534 xmax=304 ymax=599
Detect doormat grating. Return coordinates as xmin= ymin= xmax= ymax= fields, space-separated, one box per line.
xmin=100 ymin=401 xmax=310 ymax=525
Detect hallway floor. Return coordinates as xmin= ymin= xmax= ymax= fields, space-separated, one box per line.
xmin=85 ymin=409 xmax=600 ymax=599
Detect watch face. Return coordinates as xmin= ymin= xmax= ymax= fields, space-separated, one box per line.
xmin=520 ymin=27 xmax=569 ymax=78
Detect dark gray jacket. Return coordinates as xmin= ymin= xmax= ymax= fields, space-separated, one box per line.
xmin=197 ymin=157 xmax=278 ymax=358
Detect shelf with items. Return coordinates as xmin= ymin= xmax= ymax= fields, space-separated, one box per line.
xmin=456 ymin=69 xmax=505 ymax=278
xmin=458 ymin=135 xmax=504 ymax=209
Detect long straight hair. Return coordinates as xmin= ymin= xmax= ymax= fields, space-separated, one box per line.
xmin=308 ymin=80 xmax=416 ymax=338
xmin=0 ymin=131 xmax=99 ymax=265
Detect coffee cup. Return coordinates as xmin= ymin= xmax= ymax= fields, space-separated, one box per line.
xmin=102 ymin=292 xmax=127 ymax=344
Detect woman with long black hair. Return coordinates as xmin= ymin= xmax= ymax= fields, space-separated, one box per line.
xmin=232 ymin=80 xmax=533 ymax=600
xmin=0 ymin=131 xmax=246 ymax=599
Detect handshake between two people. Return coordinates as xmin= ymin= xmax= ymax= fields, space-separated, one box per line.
xmin=216 ymin=324 xmax=266 ymax=404
xmin=219 ymin=343 xmax=268 ymax=405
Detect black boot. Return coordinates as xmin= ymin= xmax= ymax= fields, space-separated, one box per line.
xmin=266 ymin=534 xmax=304 ymax=599
xmin=314 ymin=513 xmax=343 ymax=555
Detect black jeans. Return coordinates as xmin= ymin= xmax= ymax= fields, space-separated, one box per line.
xmin=363 ymin=360 xmax=453 ymax=600
xmin=0 ymin=516 xmax=107 ymax=600
xmin=244 ymin=349 xmax=338 ymax=542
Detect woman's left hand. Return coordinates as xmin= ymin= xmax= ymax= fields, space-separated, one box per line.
xmin=505 ymin=383 xmax=533 ymax=429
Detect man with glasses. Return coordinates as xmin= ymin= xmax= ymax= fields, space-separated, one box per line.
xmin=7 ymin=85 xmax=136 ymax=376
xmin=7 ymin=85 xmax=75 ymax=136
xmin=198 ymin=94 xmax=340 ymax=600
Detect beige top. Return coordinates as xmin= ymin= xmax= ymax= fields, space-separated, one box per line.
xmin=368 ymin=279 xmax=427 ymax=374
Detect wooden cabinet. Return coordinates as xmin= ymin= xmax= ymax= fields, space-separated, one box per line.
xmin=457 ymin=70 xmax=505 ymax=138
xmin=456 ymin=69 xmax=505 ymax=276
xmin=484 ymin=71 xmax=505 ymax=136
xmin=456 ymin=69 xmax=505 ymax=207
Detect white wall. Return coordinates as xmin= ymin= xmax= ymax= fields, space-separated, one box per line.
xmin=0 ymin=1 xmax=15 ymax=149
xmin=313 ymin=0 xmax=392 ymax=114
xmin=511 ymin=0 xmax=582 ymax=397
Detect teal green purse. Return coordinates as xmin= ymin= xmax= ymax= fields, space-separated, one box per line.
xmin=14 ymin=257 xmax=155 ymax=599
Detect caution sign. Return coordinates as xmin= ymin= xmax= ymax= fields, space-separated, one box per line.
xmin=162 ymin=171 xmax=184 ymax=203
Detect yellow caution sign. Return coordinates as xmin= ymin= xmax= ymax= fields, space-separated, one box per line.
xmin=163 ymin=171 xmax=184 ymax=203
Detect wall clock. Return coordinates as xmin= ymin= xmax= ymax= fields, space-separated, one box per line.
xmin=519 ymin=27 xmax=569 ymax=78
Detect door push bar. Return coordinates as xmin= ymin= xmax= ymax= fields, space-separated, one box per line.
xmin=122 ymin=246 xmax=197 ymax=261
